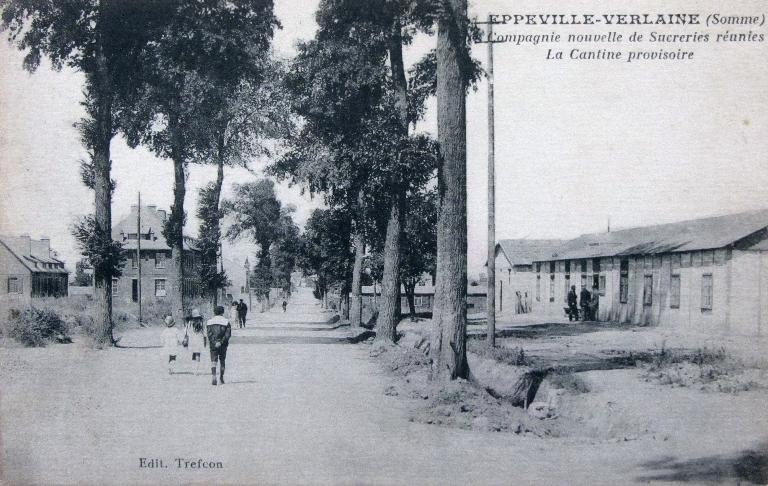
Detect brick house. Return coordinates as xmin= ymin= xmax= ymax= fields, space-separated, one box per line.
xmin=111 ymin=205 xmax=201 ymax=305
xmin=0 ymin=234 xmax=69 ymax=307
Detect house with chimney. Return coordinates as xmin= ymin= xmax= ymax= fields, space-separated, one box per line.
xmin=111 ymin=204 xmax=202 ymax=305
xmin=0 ymin=234 xmax=69 ymax=306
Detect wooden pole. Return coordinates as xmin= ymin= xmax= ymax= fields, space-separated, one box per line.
xmin=486 ymin=16 xmax=496 ymax=348
xmin=137 ymin=192 xmax=142 ymax=324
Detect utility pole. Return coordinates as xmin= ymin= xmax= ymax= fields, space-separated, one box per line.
xmin=486 ymin=16 xmax=496 ymax=348
xmin=137 ymin=192 xmax=142 ymax=324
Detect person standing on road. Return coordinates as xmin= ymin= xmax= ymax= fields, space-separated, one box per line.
xmin=161 ymin=315 xmax=180 ymax=374
xmin=567 ymin=285 xmax=578 ymax=321
xmin=230 ymin=301 xmax=240 ymax=328
xmin=282 ymin=299 xmax=287 ymax=312
xmin=206 ymin=305 xmax=232 ymax=386
xmin=580 ymin=286 xmax=592 ymax=321
xmin=237 ymin=299 xmax=248 ymax=328
xmin=188 ymin=309 xmax=206 ymax=375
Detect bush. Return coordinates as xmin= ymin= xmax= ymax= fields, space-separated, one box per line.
xmin=4 ymin=307 xmax=69 ymax=347
xmin=548 ymin=373 xmax=591 ymax=394
xmin=468 ymin=340 xmax=530 ymax=366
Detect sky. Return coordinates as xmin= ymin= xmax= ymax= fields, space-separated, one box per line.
xmin=1 ymin=0 xmax=767 ymax=277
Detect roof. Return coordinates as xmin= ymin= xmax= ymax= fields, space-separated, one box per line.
xmin=496 ymin=239 xmax=566 ymax=266
xmin=112 ymin=205 xmax=197 ymax=251
xmin=533 ymin=209 xmax=768 ymax=262
xmin=0 ymin=235 xmax=68 ymax=274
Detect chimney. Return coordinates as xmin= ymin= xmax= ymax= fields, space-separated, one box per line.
xmin=18 ymin=233 xmax=32 ymax=256
xmin=40 ymin=236 xmax=51 ymax=257
xmin=157 ymin=209 xmax=166 ymax=220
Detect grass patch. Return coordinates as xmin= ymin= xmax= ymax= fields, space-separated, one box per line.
xmin=548 ymin=373 xmax=591 ymax=394
xmin=467 ymin=339 xmax=529 ymax=366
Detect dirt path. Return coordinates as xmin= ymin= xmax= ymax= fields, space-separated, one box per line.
xmin=1 ymin=288 xmax=766 ymax=484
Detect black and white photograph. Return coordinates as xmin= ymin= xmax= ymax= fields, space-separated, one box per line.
xmin=1 ymin=0 xmax=767 ymax=484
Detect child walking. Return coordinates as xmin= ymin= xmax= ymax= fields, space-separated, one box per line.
xmin=161 ymin=315 xmax=180 ymax=374
xmin=188 ymin=308 xmax=207 ymax=375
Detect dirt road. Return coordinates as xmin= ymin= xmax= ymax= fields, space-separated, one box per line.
xmin=2 ymin=288 xmax=766 ymax=484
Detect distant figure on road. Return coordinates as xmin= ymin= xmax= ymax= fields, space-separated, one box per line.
xmin=229 ymin=302 xmax=239 ymax=327
xmin=567 ymin=285 xmax=578 ymax=321
xmin=515 ymin=291 xmax=523 ymax=314
xmin=161 ymin=315 xmax=180 ymax=374
xmin=523 ymin=291 xmax=530 ymax=313
xmin=282 ymin=300 xmax=287 ymax=312
xmin=580 ymin=286 xmax=592 ymax=321
xmin=206 ymin=305 xmax=232 ymax=386
xmin=237 ymin=299 xmax=248 ymax=328
xmin=188 ymin=309 xmax=206 ymax=375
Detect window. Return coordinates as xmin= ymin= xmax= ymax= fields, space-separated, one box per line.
xmin=112 ymin=278 xmax=119 ymax=296
xmin=155 ymin=251 xmax=166 ymax=269
xmin=580 ymin=260 xmax=587 ymax=273
xmin=536 ymin=275 xmax=541 ymax=302
xmin=620 ymin=259 xmax=629 ymax=303
xmin=536 ymin=263 xmax=541 ymax=273
xmin=643 ymin=275 xmax=653 ymax=306
xmin=565 ymin=261 xmax=571 ymax=273
xmin=581 ymin=274 xmax=587 ymax=289
xmin=592 ymin=258 xmax=601 ymax=273
xmin=670 ymin=274 xmax=681 ymax=308
xmin=549 ymin=274 xmax=555 ymax=302
xmin=599 ymin=275 xmax=606 ymax=295
xmin=7 ymin=277 xmax=22 ymax=294
xmin=701 ymin=274 xmax=713 ymax=310
xmin=549 ymin=261 xmax=555 ymax=274
xmin=155 ymin=279 xmax=167 ymax=297
xmin=131 ymin=253 xmax=138 ymax=269
xmin=564 ymin=275 xmax=570 ymax=302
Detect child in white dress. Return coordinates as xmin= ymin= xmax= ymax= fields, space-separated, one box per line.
xmin=161 ymin=315 xmax=180 ymax=374
xmin=188 ymin=309 xmax=206 ymax=375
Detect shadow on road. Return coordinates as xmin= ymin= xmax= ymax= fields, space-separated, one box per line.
xmin=636 ymin=443 xmax=768 ymax=484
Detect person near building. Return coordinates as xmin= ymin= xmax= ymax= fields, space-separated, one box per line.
xmin=590 ymin=286 xmax=600 ymax=321
xmin=206 ymin=306 xmax=232 ymax=386
xmin=580 ymin=286 xmax=592 ymax=321
xmin=567 ymin=285 xmax=579 ymax=321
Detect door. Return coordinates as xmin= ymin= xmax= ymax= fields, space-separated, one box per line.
xmin=132 ymin=279 xmax=138 ymax=303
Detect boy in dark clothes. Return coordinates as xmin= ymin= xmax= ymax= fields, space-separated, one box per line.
xmin=206 ymin=305 xmax=232 ymax=386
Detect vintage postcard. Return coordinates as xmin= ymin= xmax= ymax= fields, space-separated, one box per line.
xmin=1 ymin=0 xmax=766 ymax=484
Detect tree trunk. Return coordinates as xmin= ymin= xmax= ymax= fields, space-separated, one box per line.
xmin=349 ymin=190 xmax=365 ymax=328
xmin=210 ymin=146 xmax=225 ymax=309
xmin=377 ymin=18 xmax=408 ymax=343
xmin=92 ymin=44 xmax=115 ymax=346
xmin=430 ymin=0 xmax=469 ymax=381
xmin=168 ymin=112 xmax=186 ymax=324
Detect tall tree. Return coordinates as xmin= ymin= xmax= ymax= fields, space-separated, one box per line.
xmin=121 ymin=0 xmax=278 ymax=322
xmin=1 ymin=0 xmax=166 ymax=345
xmin=401 ymin=188 xmax=437 ymax=320
xmin=196 ymin=182 xmax=228 ymax=306
xmin=298 ymin=208 xmax=353 ymax=311
xmin=224 ymin=179 xmax=292 ymax=311
xmin=430 ymin=0 xmax=473 ymax=381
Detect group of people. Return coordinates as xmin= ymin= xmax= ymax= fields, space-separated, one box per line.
xmin=514 ymin=291 xmax=531 ymax=314
xmin=567 ymin=285 xmax=600 ymax=321
xmin=229 ymin=299 xmax=248 ymax=329
xmin=161 ymin=305 xmax=233 ymax=386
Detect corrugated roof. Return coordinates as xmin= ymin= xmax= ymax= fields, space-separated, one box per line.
xmin=535 ymin=209 xmax=768 ymax=261
xmin=496 ymin=239 xmax=566 ymax=266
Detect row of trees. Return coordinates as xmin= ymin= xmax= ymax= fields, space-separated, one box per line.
xmin=3 ymin=0 xmax=475 ymax=381
xmin=272 ymin=0 xmax=477 ymax=380
xmin=2 ymin=0 xmax=284 ymax=344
